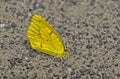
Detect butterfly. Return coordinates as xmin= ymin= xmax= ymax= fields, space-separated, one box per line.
xmin=27 ymin=14 xmax=69 ymax=57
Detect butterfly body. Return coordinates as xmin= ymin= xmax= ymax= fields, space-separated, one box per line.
xmin=27 ymin=14 xmax=69 ymax=57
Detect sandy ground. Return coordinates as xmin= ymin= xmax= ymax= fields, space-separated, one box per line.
xmin=0 ymin=0 xmax=120 ymax=79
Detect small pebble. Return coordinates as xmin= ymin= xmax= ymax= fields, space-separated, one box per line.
xmin=39 ymin=3 xmax=45 ymax=9
xmin=27 ymin=50 xmax=38 ymax=58
xmin=0 ymin=23 xmax=5 ymax=27
xmin=48 ymin=68 xmax=53 ymax=73
xmin=67 ymin=67 xmax=72 ymax=72
xmin=26 ymin=64 xmax=34 ymax=70
xmin=86 ymin=44 xmax=93 ymax=49
xmin=66 ymin=0 xmax=77 ymax=4
xmin=117 ymin=13 xmax=120 ymax=17
xmin=5 ymin=0 xmax=9 ymax=2
xmin=75 ymin=74 xmax=81 ymax=78
xmin=90 ymin=0 xmax=96 ymax=6
xmin=79 ymin=67 xmax=88 ymax=74
xmin=19 ymin=76 xmax=27 ymax=79
xmin=117 ymin=73 xmax=120 ymax=77
xmin=23 ymin=40 xmax=28 ymax=45
xmin=9 ymin=7 xmax=16 ymax=13
xmin=16 ymin=58 xmax=22 ymax=63
xmin=33 ymin=5 xmax=37 ymax=10
xmin=11 ymin=22 xmax=17 ymax=28
xmin=16 ymin=11 xmax=22 ymax=16
xmin=8 ymin=58 xmax=16 ymax=66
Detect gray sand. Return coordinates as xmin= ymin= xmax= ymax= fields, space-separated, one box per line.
xmin=0 ymin=0 xmax=120 ymax=79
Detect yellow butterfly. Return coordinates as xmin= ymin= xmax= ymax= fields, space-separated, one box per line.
xmin=27 ymin=14 xmax=69 ymax=57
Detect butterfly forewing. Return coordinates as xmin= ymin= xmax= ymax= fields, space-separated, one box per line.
xmin=27 ymin=14 xmax=67 ymax=57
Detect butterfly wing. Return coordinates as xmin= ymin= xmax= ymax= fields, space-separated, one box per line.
xmin=27 ymin=14 xmax=68 ymax=57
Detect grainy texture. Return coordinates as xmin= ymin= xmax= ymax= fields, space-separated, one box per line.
xmin=0 ymin=0 xmax=120 ymax=79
